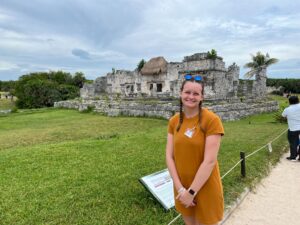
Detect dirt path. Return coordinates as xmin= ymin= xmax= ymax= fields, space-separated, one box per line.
xmin=223 ymin=152 xmax=300 ymax=225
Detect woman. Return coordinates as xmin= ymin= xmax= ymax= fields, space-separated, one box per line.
xmin=166 ymin=74 xmax=224 ymax=225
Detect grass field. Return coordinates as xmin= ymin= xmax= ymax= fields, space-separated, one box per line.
xmin=0 ymin=97 xmax=288 ymax=225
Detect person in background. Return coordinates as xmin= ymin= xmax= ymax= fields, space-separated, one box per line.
xmin=166 ymin=74 xmax=224 ymax=225
xmin=282 ymin=96 xmax=300 ymax=161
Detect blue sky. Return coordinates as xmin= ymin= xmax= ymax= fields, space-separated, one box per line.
xmin=0 ymin=0 xmax=300 ymax=81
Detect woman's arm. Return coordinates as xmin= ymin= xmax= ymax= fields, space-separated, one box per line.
xmin=178 ymin=134 xmax=222 ymax=207
xmin=166 ymin=133 xmax=183 ymax=192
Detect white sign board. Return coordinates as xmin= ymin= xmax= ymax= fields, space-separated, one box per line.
xmin=139 ymin=169 xmax=174 ymax=210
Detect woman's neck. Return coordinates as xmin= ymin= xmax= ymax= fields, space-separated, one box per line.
xmin=183 ymin=107 xmax=199 ymax=118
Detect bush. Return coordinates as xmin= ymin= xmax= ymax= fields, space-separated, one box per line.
xmin=271 ymin=90 xmax=284 ymax=96
xmin=207 ymin=49 xmax=218 ymax=59
xmin=274 ymin=106 xmax=287 ymax=123
xmin=16 ymin=79 xmax=61 ymax=108
xmin=11 ymin=106 xmax=18 ymax=113
xmin=267 ymin=78 xmax=300 ymax=93
xmin=80 ymin=105 xmax=95 ymax=113
xmin=14 ymin=71 xmax=84 ymax=108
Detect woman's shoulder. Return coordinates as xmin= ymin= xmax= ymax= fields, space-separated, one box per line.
xmin=201 ymin=107 xmax=219 ymax=120
xmin=201 ymin=107 xmax=224 ymax=135
xmin=169 ymin=113 xmax=180 ymax=123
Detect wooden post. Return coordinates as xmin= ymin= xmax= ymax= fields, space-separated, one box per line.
xmin=240 ymin=152 xmax=246 ymax=178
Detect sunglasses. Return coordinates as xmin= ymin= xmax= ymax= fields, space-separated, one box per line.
xmin=184 ymin=74 xmax=203 ymax=81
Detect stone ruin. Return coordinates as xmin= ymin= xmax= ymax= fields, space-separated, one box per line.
xmin=55 ymin=52 xmax=278 ymax=121
xmin=80 ymin=52 xmax=267 ymax=100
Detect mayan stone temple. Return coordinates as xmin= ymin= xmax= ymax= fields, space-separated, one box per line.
xmin=55 ymin=52 xmax=278 ymax=121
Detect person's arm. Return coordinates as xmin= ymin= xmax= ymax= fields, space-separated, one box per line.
xmin=165 ymin=133 xmax=184 ymax=193
xmin=177 ymin=134 xmax=222 ymax=207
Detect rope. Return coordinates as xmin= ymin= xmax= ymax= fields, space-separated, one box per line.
xmin=246 ymin=129 xmax=287 ymax=159
xmin=167 ymin=128 xmax=288 ymax=225
xmin=221 ymin=159 xmax=243 ymax=180
xmin=167 ymin=214 xmax=181 ymax=225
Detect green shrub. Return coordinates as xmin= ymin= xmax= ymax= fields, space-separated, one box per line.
xmin=14 ymin=71 xmax=84 ymax=108
xmin=274 ymin=106 xmax=287 ymax=123
xmin=80 ymin=105 xmax=95 ymax=113
xmin=11 ymin=106 xmax=18 ymax=113
xmin=267 ymin=78 xmax=300 ymax=93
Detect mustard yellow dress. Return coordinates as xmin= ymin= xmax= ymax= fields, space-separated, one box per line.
xmin=168 ymin=108 xmax=224 ymax=224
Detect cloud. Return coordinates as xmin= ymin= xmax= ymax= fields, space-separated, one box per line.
xmin=0 ymin=0 xmax=300 ymax=80
xmin=72 ymin=48 xmax=91 ymax=60
xmin=0 ymin=61 xmax=18 ymax=71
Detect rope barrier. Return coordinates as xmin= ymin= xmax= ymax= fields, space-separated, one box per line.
xmin=221 ymin=159 xmax=243 ymax=180
xmin=246 ymin=129 xmax=288 ymax=159
xmin=167 ymin=128 xmax=288 ymax=225
xmin=167 ymin=214 xmax=181 ymax=225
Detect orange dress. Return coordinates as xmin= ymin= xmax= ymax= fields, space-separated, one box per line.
xmin=168 ymin=108 xmax=224 ymax=224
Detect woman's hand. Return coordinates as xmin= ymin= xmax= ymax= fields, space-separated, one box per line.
xmin=176 ymin=190 xmax=196 ymax=208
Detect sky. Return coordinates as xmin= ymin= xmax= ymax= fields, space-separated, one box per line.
xmin=0 ymin=0 xmax=300 ymax=81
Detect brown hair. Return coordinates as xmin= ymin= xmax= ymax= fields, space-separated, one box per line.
xmin=176 ymin=79 xmax=205 ymax=132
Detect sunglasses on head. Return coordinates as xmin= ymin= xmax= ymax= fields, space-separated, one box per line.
xmin=184 ymin=74 xmax=202 ymax=81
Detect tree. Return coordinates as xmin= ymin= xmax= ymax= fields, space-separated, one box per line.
xmin=49 ymin=70 xmax=73 ymax=84
xmin=244 ymin=52 xmax=279 ymax=78
xmin=267 ymin=78 xmax=300 ymax=94
xmin=137 ymin=59 xmax=146 ymax=71
xmin=207 ymin=49 xmax=217 ymax=59
xmin=14 ymin=71 xmax=80 ymax=108
xmin=0 ymin=80 xmax=17 ymax=92
xmin=73 ymin=72 xmax=86 ymax=88
xmin=15 ymin=79 xmax=61 ymax=108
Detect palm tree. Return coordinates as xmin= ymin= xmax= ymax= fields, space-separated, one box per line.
xmin=244 ymin=52 xmax=279 ymax=78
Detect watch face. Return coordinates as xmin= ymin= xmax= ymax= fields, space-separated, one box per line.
xmin=189 ymin=189 xmax=195 ymax=195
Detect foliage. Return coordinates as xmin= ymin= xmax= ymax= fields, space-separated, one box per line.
xmin=57 ymin=84 xmax=79 ymax=100
xmin=0 ymin=108 xmax=288 ymax=224
xmin=0 ymin=80 xmax=17 ymax=93
xmin=207 ymin=49 xmax=218 ymax=59
xmin=10 ymin=106 xmax=18 ymax=113
xmin=80 ymin=105 xmax=95 ymax=113
xmin=0 ymin=98 xmax=15 ymax=110
xmin=269 ymin=94 xmax=291 ymax=123
xmin=244 ymin=52 xmax=279 ymax=78
xmin=72 ymin=72 xmax=86 ymax=88
xmin=84 ymin=79 xmax=94 ymax=84
xmin=267 ymin=78 xmax=300 ymax=94
xmin=274 ymin=106 xmax=287 ymax=123
xmin=14 ymin=71 xmax=84 ymax=108
xmin=16 ymin=79 xmax=62 ymax=108
xmin=137 ymin=59 xmax=146 ymax=71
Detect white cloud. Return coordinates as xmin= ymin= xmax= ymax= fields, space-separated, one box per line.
xmin=0 ymin=0 xmax=300 ymax=80
xmin=0 ymin=61 xmax=18 ymax=71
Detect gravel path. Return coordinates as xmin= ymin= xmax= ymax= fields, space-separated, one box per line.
xmin=223 ymin=152 xmax=300 ymax=225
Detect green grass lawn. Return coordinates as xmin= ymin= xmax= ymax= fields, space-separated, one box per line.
xmin=0 ymin=97 xmax=288 ymax=225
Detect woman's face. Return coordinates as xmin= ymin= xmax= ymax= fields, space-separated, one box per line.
xmin=180 ymin=81 xmax=203 ymax=109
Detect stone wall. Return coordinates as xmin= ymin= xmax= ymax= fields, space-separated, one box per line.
xmin=54 ymin=99 xmax=278 ymax=122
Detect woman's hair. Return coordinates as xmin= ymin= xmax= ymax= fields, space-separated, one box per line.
xmin=176 ymin=79 xmax=204 ymax=132
xmin=288 ymin=96 xmax=299 ymax=105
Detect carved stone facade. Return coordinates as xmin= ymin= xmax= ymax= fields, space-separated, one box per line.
xmin=81 ymin=52 xmax=268 ymax=100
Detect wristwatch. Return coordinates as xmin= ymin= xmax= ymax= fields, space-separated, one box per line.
xmin=188 ymin=188 xmax=196 ymax=196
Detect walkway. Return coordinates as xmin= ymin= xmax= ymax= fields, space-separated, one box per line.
xmin=223 ymin=152 xmax=300 ymax=225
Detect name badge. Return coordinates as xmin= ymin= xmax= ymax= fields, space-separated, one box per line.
xmin=184 ymin=128 xmax=194 ymax=138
